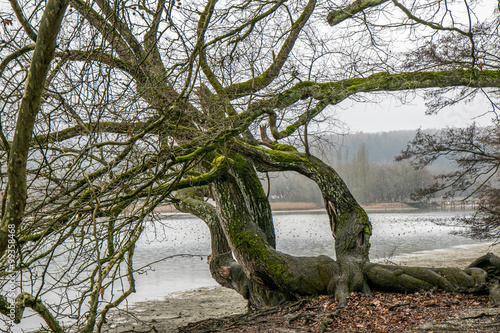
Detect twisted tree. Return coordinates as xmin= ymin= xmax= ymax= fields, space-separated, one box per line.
xmin=0 ymin=0 xmax=499 ymax=331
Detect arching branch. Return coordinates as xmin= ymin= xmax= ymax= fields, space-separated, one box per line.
xmin=54 ymin=50 xmax=139 ymax=77
xmin=8 ymin=0 xmax=38 ymax=41
xmin=69 ymin=0 xmax=136 ymax=63
xmin=262 ymin=69 xmax=500 ymax=140
xmin=93 ymin=0 xmax=145 ymax=59
xmin=224 ymin=0 xmax=317 ymax=99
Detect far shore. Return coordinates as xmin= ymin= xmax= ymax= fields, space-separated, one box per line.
xmin=102 ymin=242 xmax=499 ymax=333
xmin=152 ymin=201 xmax=472 ymax=217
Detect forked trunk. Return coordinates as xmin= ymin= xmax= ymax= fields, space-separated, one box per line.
xmin=177 ymin=148 xmax=500 ymax=308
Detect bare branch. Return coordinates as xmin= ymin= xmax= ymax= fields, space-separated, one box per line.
xmin=8 ymin=0 xmax=38 ymax=41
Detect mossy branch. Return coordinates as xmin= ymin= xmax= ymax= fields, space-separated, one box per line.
xmin=0 ymin=0 xmax=69 ymax=258
xmin=327 ymin=0 xmax=390 ymax=26
xmin=224 ymin=0 xmax=317 ymax=99
xmin=262 ymin=69 xmax=500 ymax=139
xmin=235 ymin=142 xmax=370 ymax=261
xmin=13 ymin=293 xmax=63 ymax=332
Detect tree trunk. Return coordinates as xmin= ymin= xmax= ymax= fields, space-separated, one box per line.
xmin=175 ymin=145 xmax=500 ymax=309
xmin=0 ymin=0 xmax=69 ymax=258
xmin=173 ymin=186 xmax=290 ymax=308
xmin=213 ymin=168 xmax=339 ymax=306
xmin=234 ymin=143 xmax=373 ymax=305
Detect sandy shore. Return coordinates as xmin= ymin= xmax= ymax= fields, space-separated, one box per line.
xmin=374 ymin=242 xmax=499 ymax=268
xmin=103 ymin=287 xmax=247 ymax=333
xmin=102 ymin=243 xmax=499 ymax=333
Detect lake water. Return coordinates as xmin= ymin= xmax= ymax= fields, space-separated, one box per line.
xmin=9 ymin=210 xmax=489 ymax=331
xmin=129 ymin=210 xmax=487 ymax=302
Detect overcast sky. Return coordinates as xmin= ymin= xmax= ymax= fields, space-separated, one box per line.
xmin=331 ymin=92 xmax=496 ymax=133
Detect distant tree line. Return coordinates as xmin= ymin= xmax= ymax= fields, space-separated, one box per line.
xmin=335 ymin=143 xmax=434 ymax=204
xmin=264 ymin=172 xmax=324 ymax=205
xmin=265 ymin=140 xmax=437 ymax=205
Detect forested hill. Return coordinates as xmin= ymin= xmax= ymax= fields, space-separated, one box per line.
xmin=268 ymin=130 xmax=454 ymax=205
xmin=326 ymin=130 xmax=421 ymax=163
xmin=324 ymin=129 xmax=452 ymax=168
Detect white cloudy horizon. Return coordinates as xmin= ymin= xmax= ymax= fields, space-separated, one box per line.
xmin=331 ymin=93 xmax=496 ymax=134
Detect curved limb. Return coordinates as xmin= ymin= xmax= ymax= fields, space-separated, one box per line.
xmin=363 ymin=253 xmax=500 ymax=305
xmin=224 ymin=0 xmax=317 ymax=100
xmin=212 ymin=155 xmax=343 ymax=306
xmin=8 ymin=0 xmax=38 ymax=41
xmin=327 ymin=0 xmax=390 ymax=26
xmin=0 ymin=293 xmax=63 ymax=332
xmin=235 ymin=142 xmax=371 ymax=263
xmin=173 ymin=188 xmax=290 ymax=308
xmin=364 ymin=263 xmax=488 ymax=293
xmin=255 ymin=70 xmax=500 ymax=141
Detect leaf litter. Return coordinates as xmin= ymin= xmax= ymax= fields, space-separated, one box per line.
xmin=177 ymin=291 xmax=500 ymax=332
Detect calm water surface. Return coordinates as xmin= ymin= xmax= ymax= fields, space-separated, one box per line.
xmin=12 ymin=210 xmax=488 ymax=331
xmin=130 ymin=210 xmax=486 ymax=302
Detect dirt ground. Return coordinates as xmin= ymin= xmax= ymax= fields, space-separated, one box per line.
xmin=102 ymin=287 xmax=247 ymax=333
xmin=102 ymin=243 xmax=500 ymax=333
xmin=178 ymin=291 xmax=500 ymax=333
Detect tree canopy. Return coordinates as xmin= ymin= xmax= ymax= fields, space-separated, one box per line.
xmin=0 ymin=0 xmax=500 ymax=331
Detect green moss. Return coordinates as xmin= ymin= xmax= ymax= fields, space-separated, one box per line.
xmin=267 ymin=68 xmax=500 ymax=120
xmin=0 ymin=295 xmax=10 ymax=314
xmin=211 ymin=155 xmax=227 ymax=169
xmin=275 ymin=90 xmax=302 ymax=108
xmin=260 ymin=146 xmax=308 ymax=164
xmin=294 ymin=80 xmax=316 ymax=89
xmin=271 ymin=142 xmax=298 ymax=152
xmin=222 ymin=191 xmax=296 ymax=287
xmin=231 ymin=229 xmax=295 ymax=285
xmin=174 ymin=158 xmax=228 ymax=190
xmin=358 ymin=208 xmax=372 ymax=236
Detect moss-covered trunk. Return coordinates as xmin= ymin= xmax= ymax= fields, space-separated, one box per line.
xmin=233 ymin=143 xmax=373 ymax=305
xmin=173 ymin=147 xmax=500 ymax=309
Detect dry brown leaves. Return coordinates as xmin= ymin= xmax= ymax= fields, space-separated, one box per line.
xmin=177 ymin=291 xmax=499 ymax=332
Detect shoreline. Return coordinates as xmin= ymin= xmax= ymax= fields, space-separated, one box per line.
xmin=374 ymin=242 xmax=498 ymax=268
xmin=155 ymin=207 xmax=471 ymax=219
xmin=102 ymin=242 xmax=499 ymax=333
xmin=154 ymin=202 xmax=475 ymax=218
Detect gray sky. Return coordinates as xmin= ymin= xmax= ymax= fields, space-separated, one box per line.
xmin=333 ymin=93 xmax=495 ymax=133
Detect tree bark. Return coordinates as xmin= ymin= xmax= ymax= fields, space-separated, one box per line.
xmin=0 ymin=0 xmax=69 ymax=257
xmin=191 ymin=143 xmax=500 ymax=308
xmin=174 ymin=186 xmax=291 ymax=308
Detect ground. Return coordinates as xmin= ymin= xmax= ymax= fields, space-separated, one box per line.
xmin=102 ymin=288 xmax=247 ymax=333
xmin=178 ymin=291 xmax=500 ymax=333
xmin=102 ymin=243 xmax=500 ymax=333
